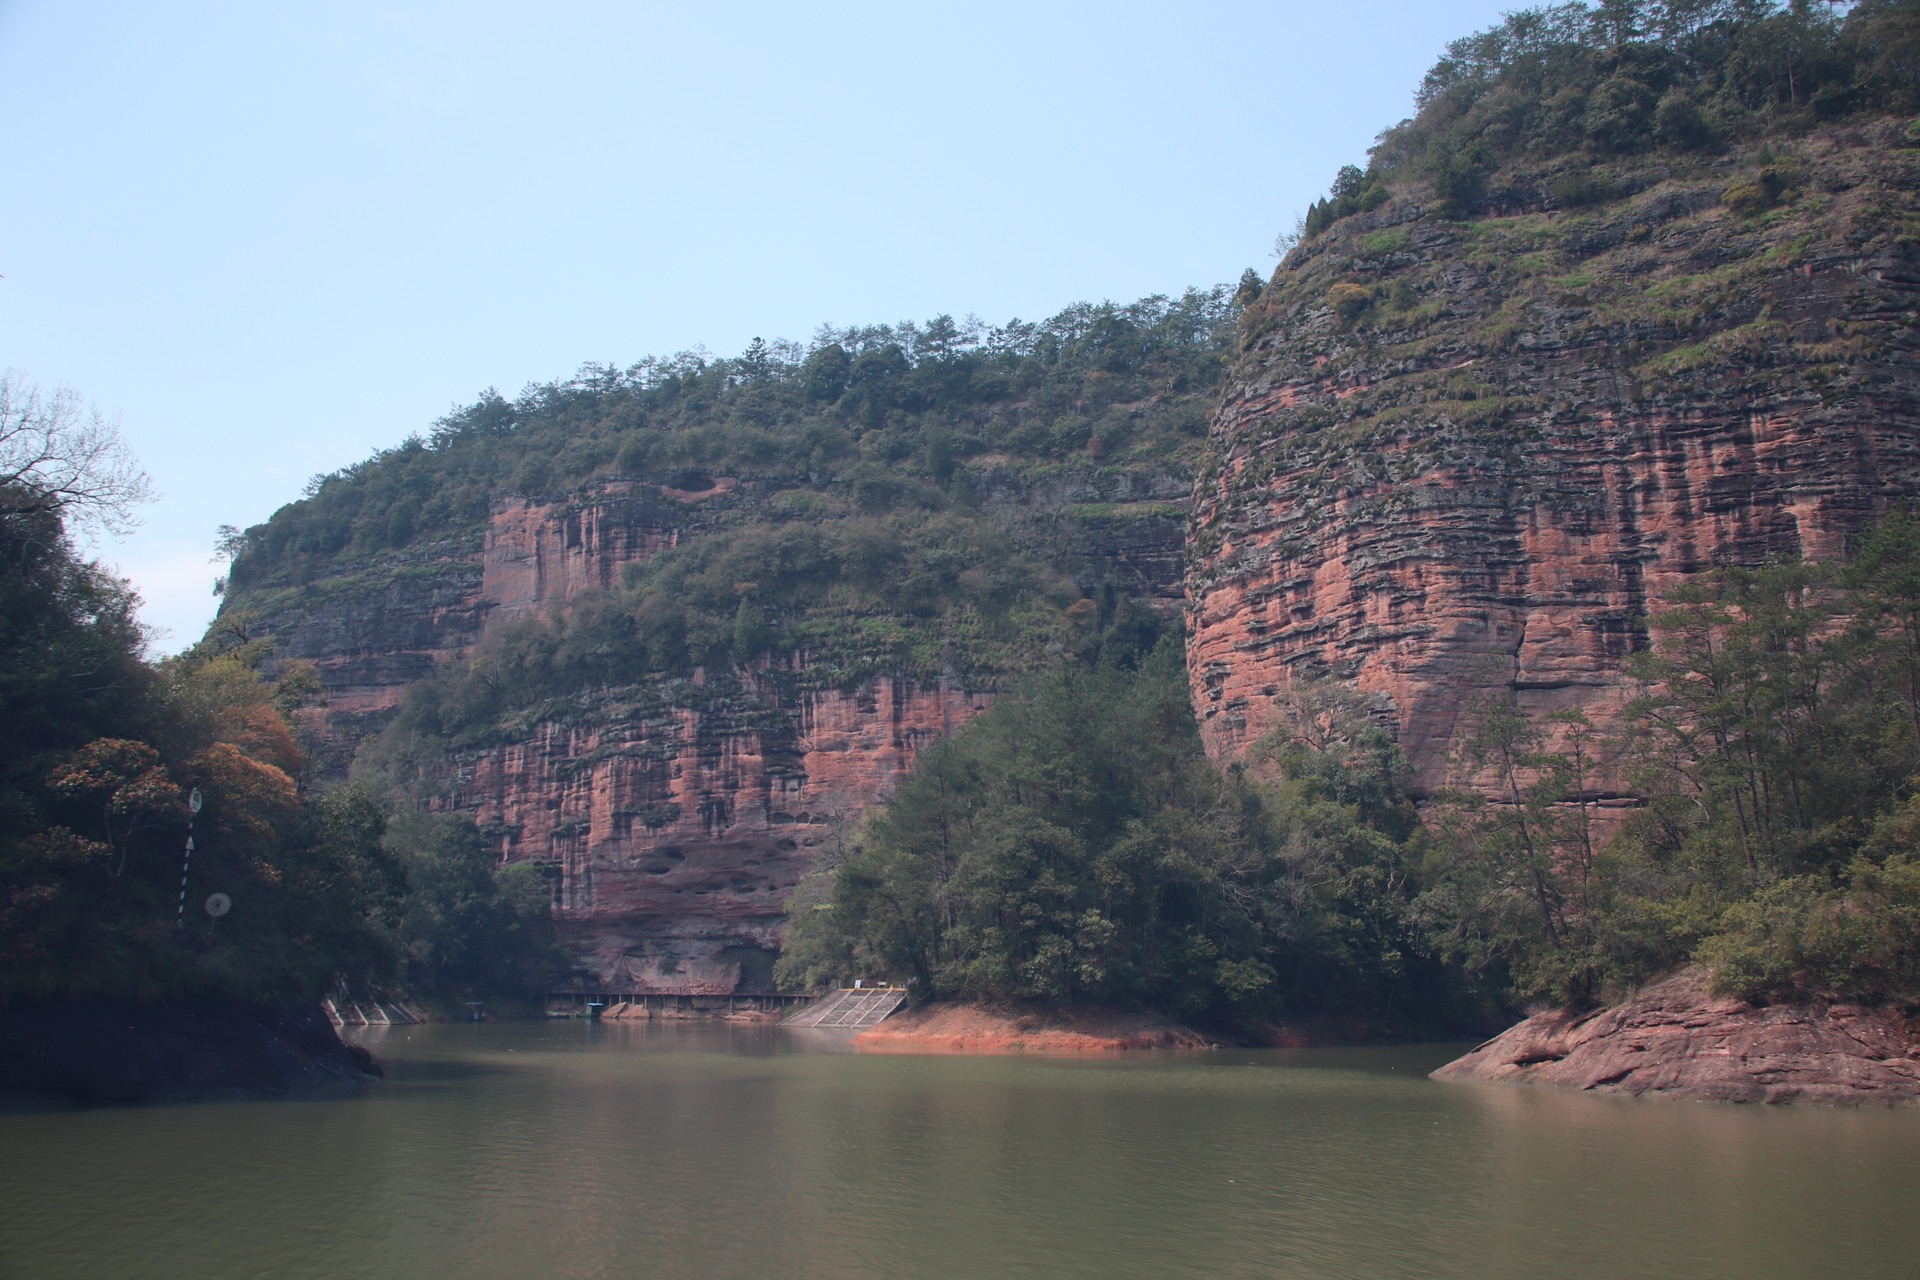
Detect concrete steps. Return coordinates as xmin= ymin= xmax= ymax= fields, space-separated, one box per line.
xmin=783 ymin=987 xmax=907 ymax=1029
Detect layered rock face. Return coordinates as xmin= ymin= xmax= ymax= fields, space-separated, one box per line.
xmin=1432 ymin=967 xmax=1920 ymax=1105
xmin=255 ymin=470 xmax=1189 ymax=990
xmin=446 ymin=673 xmax=985 ymax=991
xmin=1189 ymin=125 xmax=1920 ymax=791
xmin=264 ymin=483 xmax=719 ymax=774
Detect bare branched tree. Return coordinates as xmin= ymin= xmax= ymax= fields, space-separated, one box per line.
xmin=0 ymin=371 xmax=154 ymax=540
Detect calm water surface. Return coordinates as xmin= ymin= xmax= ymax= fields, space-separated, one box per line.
xmin=2 ymin=1021 xmax=1916 ymax=1279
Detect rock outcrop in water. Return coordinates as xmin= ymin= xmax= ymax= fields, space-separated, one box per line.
xmin=1187 ymin=123 xmax=1920 ymax=792
xmin=1432 ymin=968 xmax=1920 ymax=1105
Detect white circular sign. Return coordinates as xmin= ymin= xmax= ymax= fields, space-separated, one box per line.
xmin=188 ymin=788 xmax=203 ymax=815
xmin=204 ymin=892 xmax=232 ymax=918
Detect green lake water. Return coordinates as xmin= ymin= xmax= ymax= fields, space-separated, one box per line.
xmin=2 ymin=1021 xmax=1917 ymax=1279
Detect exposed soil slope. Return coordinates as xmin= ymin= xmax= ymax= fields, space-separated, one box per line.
xmin=1432 ymin=968 xmax=1920 ymax=1105
xmin=851 ymin=1002 xmax=1212 ymax=1053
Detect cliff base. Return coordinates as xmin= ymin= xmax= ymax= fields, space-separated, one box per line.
xmin=851 ymin=1002 xmax=1213 ymax=1054
xmin=0 ymin=998 xmax=382 ymax=1106
xmin=1432 ymin=969 xmax=1920 ymax=1106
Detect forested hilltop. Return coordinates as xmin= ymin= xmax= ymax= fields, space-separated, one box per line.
xmin=227 ymin=290 xmax=1234 ymax=728
xmin=209 ymin=289 xmax=1246 ymax=995
xmin=228 ymin=293 xmax=1232 ymax=597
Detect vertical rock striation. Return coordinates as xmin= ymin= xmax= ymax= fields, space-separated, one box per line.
xmin=446 ymin=672 xmax=985 ymax=990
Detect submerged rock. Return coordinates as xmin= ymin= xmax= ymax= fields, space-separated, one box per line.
xmin=1432 ymin=968 xmax=1920 ymax=1105
xmin=0 ymin=999 xmax=381 ymax=1106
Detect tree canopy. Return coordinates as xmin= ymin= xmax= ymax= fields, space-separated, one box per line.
xmin=787 ymin=513 xmax=1920 ymax=1026
xmin=1298 ymin=0 xmax=1920 ymax=234
xmin=0 ymin=410 xmax=559 ymax=1007
xmin=777 ymin=640 xmax=1458 ymax=1032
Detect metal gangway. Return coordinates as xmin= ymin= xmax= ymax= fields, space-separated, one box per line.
xmin=324 ymin=996 xmax=424 ymax=1027
xmin=783 ymin=986 xmax=907 ymax=1029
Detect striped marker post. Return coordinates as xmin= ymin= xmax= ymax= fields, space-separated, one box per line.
xmin=176 ymin=788 xmax=203 ymax=928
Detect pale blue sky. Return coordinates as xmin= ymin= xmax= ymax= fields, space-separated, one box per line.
xmin=1 ymin=1 xmax=1513 ymax=650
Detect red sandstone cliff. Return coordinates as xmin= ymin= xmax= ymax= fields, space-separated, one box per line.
xmin=1188 ymin=124 xmax=1920 ymax=792
xmin=274 ymin=481 xmax=712 ymax=768
xmin=253 ymin=468 xmax=1186 ymax=992
xmin=445 ymin=673 xmax=984 ymax=991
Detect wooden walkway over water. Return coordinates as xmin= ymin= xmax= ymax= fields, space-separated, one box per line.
xmin=783 ymin=987 xmax=907 ymax=1029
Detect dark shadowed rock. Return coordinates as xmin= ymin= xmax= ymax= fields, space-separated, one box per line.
xmin=0 ymin=999 xmax=381 ymax=1106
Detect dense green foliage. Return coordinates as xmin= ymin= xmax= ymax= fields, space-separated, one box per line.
xmin=384 ymin=811 xmax=564 ymax=1003
xmin=790 ymin=515 xmax=1920 ymax=1022
xmin=0 ymin=488 xmax=558 ymax=1006
xmin=0 ymin=496 xmax=151 ymax=827
xmin=224 ymin=289 xmax=1238 ymax=761
xmin=224 ymin=291 xmax=1233 ymax=592
xmin=777 ymin=640 xmax=1459 ymax=1031
xmin=1 ymin=498 xmax=383 ymax=998
xmin=1421 ymin=513 xmax=1920 ymax=1008
xmin=1299 ymin=0 xmax=1919 ymax=232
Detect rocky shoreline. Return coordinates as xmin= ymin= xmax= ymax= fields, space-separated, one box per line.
xmin=1432 ymin=968 xmax=1920 ymax=1106
xmin=0 ymin=998 xmax=382 ymax=1106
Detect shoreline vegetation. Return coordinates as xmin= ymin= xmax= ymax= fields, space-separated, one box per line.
xmin=0 ymin=998 xmax=379 ymax=1107
xmin=779 ymin=0 xmax=1920 ymax=1095
xmin=9 ymin=0 xmax=1920 ymax=1102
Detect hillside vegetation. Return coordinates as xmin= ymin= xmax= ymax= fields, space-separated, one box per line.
xmin=0 ymin=499 xmax=562 ymax=1007
xmin=33 ymin=0 xmax=1917 ymax=1027
xmin=228 ymin=292 xmax=1231 ymax=594
xmin=1303 ymin=0 xmax=1917 ymax=237
xmin=223 ymin=291 xmax=1237 ymax=755
xmin=794 ymin=0 xmax=1920 ymax=1027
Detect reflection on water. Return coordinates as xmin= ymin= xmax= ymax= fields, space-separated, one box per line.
xmin=2 ymin=1021 xmax=1917 ymax=1279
